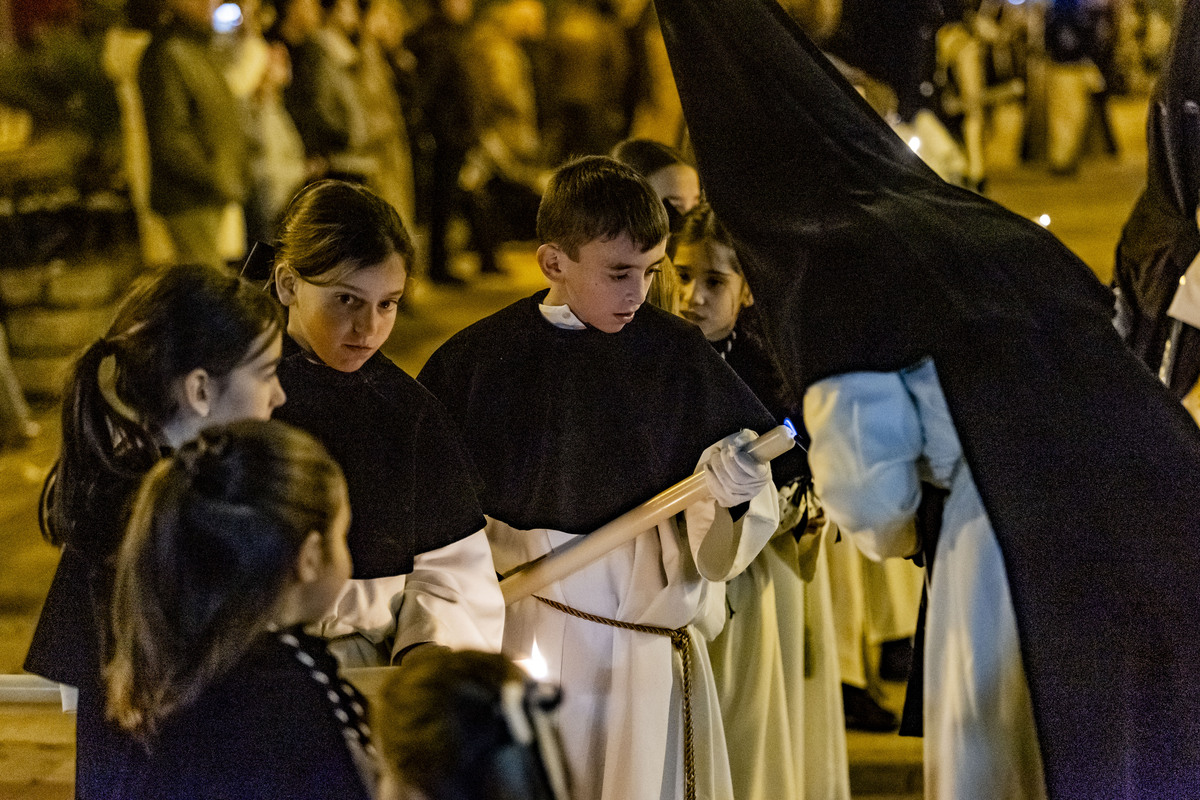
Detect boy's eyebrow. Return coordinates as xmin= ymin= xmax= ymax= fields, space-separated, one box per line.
xmin=328 ymin=280 xmax=405 ymax=299
xmin=608 ymin=256 xmax=668 ymax=272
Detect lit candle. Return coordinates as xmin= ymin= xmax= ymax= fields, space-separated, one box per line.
xmin=516 ymin=640 xmax=548 ymax=680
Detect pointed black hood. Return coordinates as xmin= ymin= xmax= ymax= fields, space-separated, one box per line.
xmin=656 ymin=0 xmax=1111 ymax=390
xmin=1114 ymin=0 xmax=1200 ymax=392
xmin=657 ymin=0 xmax=1200 ymax=797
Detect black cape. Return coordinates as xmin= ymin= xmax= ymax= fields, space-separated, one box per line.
xmin=132 ymin=630 xmax=371 ymax=800
xmin=1114 ymin=0 xmax=1200 ymax=396
xmin=25 ymin=469 xmax=147 ymax=800
xmin=656 ymin=0 xmax=1200 ymax=796
xmin=717 ymin=308 xmax=809 ymax=488
xmin=274 ymin=336 xmax=485 ymax=578
xmin=417 ymin=291 xmax=776 ymax=534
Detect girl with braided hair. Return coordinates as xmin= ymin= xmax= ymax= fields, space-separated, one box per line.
xmin=106 ymin=420 xmax=370 ymax=799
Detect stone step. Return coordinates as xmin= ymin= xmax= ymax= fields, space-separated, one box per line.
xmin=11 ymin=355 xmax=77 ymax=398
xmin=0 ymin=258 xmax=131 ymax=311
xmin=6 ymin=306 xmax=115 ymax=359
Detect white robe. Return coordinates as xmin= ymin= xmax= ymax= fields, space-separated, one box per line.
xmin=707 ymin=520 xmax=850 ymax=800
xmin=826 ymin=529 xmax=922 ymax=688
xmin=312 ymin=530 xmax=505 ymax=666
xmin=803 ymin=359 xmax=1047 ymax=800
xmin=489 ymin=486 xmax=779 ymax=800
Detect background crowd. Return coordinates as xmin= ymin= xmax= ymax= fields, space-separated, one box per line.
xmin=0 ymin=0 xmax=1179 ymax=281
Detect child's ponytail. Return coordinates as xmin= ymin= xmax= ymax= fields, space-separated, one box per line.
xmin=44 ymin=336 xmax=158 ymax=548
xmin=105 ymin=420 xmax=346 ymax=740
xmin=41 ymin=264 xmax=284 ymax=550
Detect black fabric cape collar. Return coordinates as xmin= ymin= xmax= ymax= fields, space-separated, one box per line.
xmin=656 ymin=0 xmax=1200 ymax=796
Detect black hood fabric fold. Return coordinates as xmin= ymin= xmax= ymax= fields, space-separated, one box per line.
xmin=656 ymin=0 xmax=1200 ymax=796
xmin=1114 ymin=0 xmax=1200 ymax=394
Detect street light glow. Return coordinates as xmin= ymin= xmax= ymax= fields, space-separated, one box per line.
xmin=213 ymin=3 xmax=243 ymax=33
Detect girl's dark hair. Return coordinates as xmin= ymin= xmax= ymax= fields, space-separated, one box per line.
xmin=378 ymin=649 xmax=560 ymax=800
xmin=275 ymin=179 xmax=415 ymax=285
xmin=105 ymin=419 xmax=347 ymax=739
xmin=536 ymin=156 xmax=668 ymax=260
xmin=610 ymin=138 xmax=693 ymax=181
xmin=667 ymin=202 xmax=741 ymax=274
xmin=44 ymin=264 xmax=284 ymax=549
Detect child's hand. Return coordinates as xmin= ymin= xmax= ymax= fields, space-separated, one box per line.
xmin=696 ymin=429 xmax=772 ymax=507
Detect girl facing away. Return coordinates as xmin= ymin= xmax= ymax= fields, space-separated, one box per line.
xmin=610 ymin=138 xmax=701 ymax=315
xmin=669 ymin=204 xmax=851 ymax=800
xmin=105 ymin=419 xmax=374 ymax=800
xmin=23 ymin=263 xmax=286 ymax=800
xmin=376 ymin=648 xmax=570 ymax=800
xmin=269 ymin=178 xmax=504 ymax=667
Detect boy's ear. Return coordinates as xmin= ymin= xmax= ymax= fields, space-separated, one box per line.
xmin=536 ymin=243 xmax=566 ymax=284
xmin=275 ymin=265 xmax=300 ymax=306
xmin=179 ymin=368 xmax=214 ymax=418
xmin=294 ymin=531 xmax=325 ymax=584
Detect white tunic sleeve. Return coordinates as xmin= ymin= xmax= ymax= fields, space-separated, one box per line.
xmin=684 ymin=480 xmax=781 ymax=581
xmin=392 ymin=529 xmax=506 ymax=659
xmin=803 ymin=371 xmax=922 ymax=561
xmin=311 ymin=530 xmax=505 ymax=661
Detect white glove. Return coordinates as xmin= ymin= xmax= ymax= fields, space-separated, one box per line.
xmin=695 ymin=429 xmax=772 ymax=507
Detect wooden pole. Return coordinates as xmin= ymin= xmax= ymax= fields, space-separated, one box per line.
xmin=499 ymin=425 xmax=796 ymax=605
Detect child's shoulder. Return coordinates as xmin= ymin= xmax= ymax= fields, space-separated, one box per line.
xmin=628 ymin=301 xmax=722 ymax=356
xmin=425 ymin=293 xmax=543 ymax=362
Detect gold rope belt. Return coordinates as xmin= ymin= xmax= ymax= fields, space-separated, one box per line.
xmin=533 ymin=594 xmax=696 ymax=800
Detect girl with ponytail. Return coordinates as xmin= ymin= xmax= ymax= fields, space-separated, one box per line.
xmin=24 ymin=263 xmax=286 ymax=799
xmin=105 ymin=420 xmax=370 ymax=800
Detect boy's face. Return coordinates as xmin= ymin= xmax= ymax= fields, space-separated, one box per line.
xmin=675 ymin=240 xmax=752 ymax=342
xmin=539 ymin=234 xmax=668 ymax=333
xmin=276 ymin=252 xmax=407 ymax=372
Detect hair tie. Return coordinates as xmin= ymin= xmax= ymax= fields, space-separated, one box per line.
xmin=94 ymin=341 xmax=142 ymax=424
xmin=240 ymin=241 xmax=277 ymax=285
xmin=176 ymin=431 xmax=231 ymax=485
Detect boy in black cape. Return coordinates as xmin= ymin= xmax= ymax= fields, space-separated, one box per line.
xmin=654 ymin=0 xmax=1200 ymax=797
xmin=419 ymin=155 xmax=781 ymax=800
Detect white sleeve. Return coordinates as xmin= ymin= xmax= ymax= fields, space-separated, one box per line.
xmin=391 ymin=529 xmax=506 ymax=660
xmin=683 ymin=478 xmax=781 ymax=581
xmin=314 ymin=574 xmax=409 ymax=645
xmin=803 ymin=371 xmax=923 ymax=561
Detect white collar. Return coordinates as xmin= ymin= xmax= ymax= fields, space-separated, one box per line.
xmin=538 ymin=302 xmax=587 ymax=330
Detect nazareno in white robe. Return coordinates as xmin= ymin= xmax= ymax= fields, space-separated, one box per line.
xmin=707 ymin=497 xmax=850 ymax=800
xmin=491 ymin=486 xmax=779 ymax=800
xmin=804 ymin=359 xmax=1048 ymax=800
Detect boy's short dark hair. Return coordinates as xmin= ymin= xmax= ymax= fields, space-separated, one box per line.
xmin=536 ymin=156 xmax=669 ymax=260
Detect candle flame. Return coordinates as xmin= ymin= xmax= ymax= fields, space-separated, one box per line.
xmin=516 ymin=640 xmax=548 ymax=680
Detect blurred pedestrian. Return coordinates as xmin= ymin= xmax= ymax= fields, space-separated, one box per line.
xmin=544 ymin=0 xmax=630 ymax=161
xmin=1114 ymin=0 xmax=1200 ymax=402
xmin=406 ymin=0 xmax=478 ymax=285
xmin=286 ymin=0 xmax=377 ymax=183
xmin=138 ymin=0 xmax=250 ymax=267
